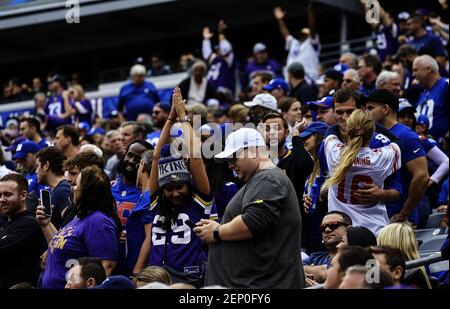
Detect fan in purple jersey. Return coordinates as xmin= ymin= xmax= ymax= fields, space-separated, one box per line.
xmin=148 ymin=88 xmax=218 ymax=287
xmin=361 ymin=0 xmax=399 ymax=62
xmin=68 ymin=84 xmax=93 ymax=126
xmin=44 ymin=75 xmax=72 ymax=131
xmin=202 ymin=20 xmax=238 ymax=99
xmin=243 ymin=43 xmax=282 ymax=89
xmin=38 ymin=166 xmax=119 ymax=289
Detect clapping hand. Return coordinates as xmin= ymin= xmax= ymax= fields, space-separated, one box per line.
xmin=172 ymin=87 xmax=186 ymax=118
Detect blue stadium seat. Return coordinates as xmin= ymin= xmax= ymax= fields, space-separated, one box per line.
xmin=419 ymin=235 xmax=448 ymax=252
xmin=425 ymin=213 xmax=447 ymax=228
xmin=415 ymin=227 xmax=448 ymax=246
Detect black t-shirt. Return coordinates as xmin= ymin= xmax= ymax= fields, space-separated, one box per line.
xmin=289 ymin=80 xmax=318 ymax=104
xmin=207 ymin=167 xmax=305 ymax=288
xmin=51 ymin=179 xmax=72 ymax=230
xmin=0 ymin=211 xmax=46 ymax=288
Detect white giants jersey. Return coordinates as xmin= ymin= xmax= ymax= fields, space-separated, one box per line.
xmin=324 ymin=135 xmax=401 ymax=235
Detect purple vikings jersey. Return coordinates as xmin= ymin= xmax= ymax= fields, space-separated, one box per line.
xmin=149 ymin=189 xmax=218 ymax=276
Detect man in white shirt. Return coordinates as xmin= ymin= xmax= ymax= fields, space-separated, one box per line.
xmin=274 ymin=4 xmax=320 ymax=83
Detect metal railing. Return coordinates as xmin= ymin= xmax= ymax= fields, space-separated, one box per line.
xmin=319 ymin=36 xmax=372 ymax=67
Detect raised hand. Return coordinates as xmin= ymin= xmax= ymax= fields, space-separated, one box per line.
xmin=274 ymin=7 xmax=285 ymax=20
xmin=203 ymin=27 xmax=214 ymax=40
xmin=172 ymin=87 xmax=186 ymax=118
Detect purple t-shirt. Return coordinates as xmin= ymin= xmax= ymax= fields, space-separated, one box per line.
xmin=41 ymin=211 xmax=119 ymax=289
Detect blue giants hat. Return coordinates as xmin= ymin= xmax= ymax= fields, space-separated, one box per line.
xmin=416 ymin=114 xmax=429 ymax=128
xmin=92 ymin=276 xmax=135 ymax=289
xmin=263 ymin=78 xmax=290 ymax=93
xmin=307 ymin=96 xmax=334 ymax=111
xmin=12 ymin=140 xmax=41 ymax=160
xmin=299 ymin=122 xmax=329 ymax=139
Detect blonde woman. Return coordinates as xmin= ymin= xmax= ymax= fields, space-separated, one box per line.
xmin=68 ymin=84 xmax=93 ymax=125
xmin=323 ymin=110 xmax=401 ymax=235
xmin=378 ymin=223 xmax=432 ymax=289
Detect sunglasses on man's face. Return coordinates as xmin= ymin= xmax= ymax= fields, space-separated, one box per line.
xmin=320 ymin=221 xmax=349 ymax=233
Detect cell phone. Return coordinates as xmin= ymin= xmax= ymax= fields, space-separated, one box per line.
xmin=40 ymin=189 xmax=52 ymax=217
xmin=185 ymin=219 xmax=196 ymax=229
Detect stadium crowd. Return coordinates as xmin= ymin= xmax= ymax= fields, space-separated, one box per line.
xmin=0 ymin=0 xmax=449 ymax=289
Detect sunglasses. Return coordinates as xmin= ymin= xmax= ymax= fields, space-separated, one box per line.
xmin=320 ymin=221 xmax=349 ymax=232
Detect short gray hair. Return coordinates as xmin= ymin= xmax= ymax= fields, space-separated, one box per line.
xmin=414 ymin=55 xmax=439 ymax=73
xmin=343 ymin=69 xmax=360 ymax=83
xmin=340 ymin=52 xmax=359 ymax=68
xmin=376 ymin=71 xmax=399 ymax=89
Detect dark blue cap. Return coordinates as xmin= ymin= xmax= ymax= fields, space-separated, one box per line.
xmin=307 ymin=96 xmax=334 ymax=111
xmin=92 ymin=276 xmax=135 ymax=289
xmin=263 ymin=78 xmax=290 ymax=93
xmin=13 ymin=140 xmax=41 ymax=160
xmin=299 ymin=121 xmax=329 ymax=139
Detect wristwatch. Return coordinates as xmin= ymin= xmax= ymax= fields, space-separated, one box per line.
xmin=213 ymin=225 xmax=222 ymax=243
xmin=179 ymin=115 xmax=191 ymax=123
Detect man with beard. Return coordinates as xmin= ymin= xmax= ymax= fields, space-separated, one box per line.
xmin=303 ymin=211 xmax=352 ymax=283
xmin=147 ymin=103 xmax=170 ymax=148
xmin=111 ymin=140 xmax=153 ymax=275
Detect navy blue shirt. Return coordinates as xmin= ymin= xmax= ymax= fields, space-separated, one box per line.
xmin=50 ymin=179 xmax=72 ymax=230
xmin=118 ymin=81 xmax=159 ymax=121
xmin=408 ymin=32 xmax=447 ymax=58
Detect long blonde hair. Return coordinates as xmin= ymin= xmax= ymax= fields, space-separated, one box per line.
xmin=378 ymin=223 xmax=432 ymax=289
xmin=323 ymin=109 xmax=374 ymax=188
xmin=307 ymin=133 xmax=325 ymax=187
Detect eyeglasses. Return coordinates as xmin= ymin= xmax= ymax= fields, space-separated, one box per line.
xmin=320 ymin=221 xmax=349 ymax=232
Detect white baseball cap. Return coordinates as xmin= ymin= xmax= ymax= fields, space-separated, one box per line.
xmin=130 ymin=64 xmax=146 ymax=76
xmin=219 ymin=40 xmax=232 ymax=56
xmin=253 ymin=42 xmax=267 ymax=54
xmin=244 ymin=93 xmax=278 ymax=111
xmin=214 ymin=128 xmax=266 ymax=162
